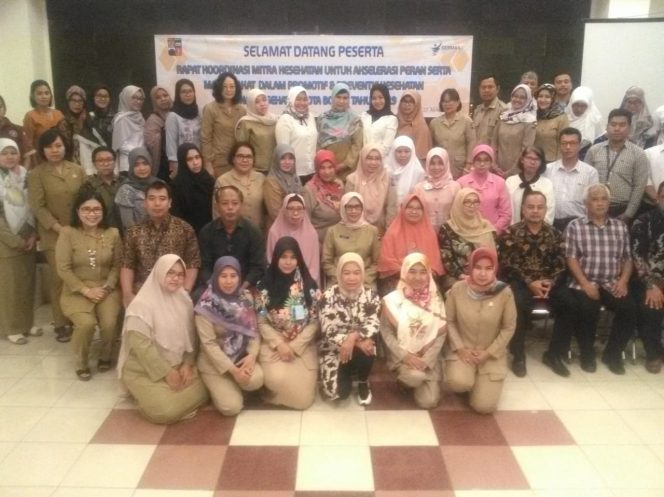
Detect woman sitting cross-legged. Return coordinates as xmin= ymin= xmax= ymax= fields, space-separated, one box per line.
xmin=194 ymin=256 xmax=264 ymax=416
xmin=319 ymin=253 xmax=380 ymax=405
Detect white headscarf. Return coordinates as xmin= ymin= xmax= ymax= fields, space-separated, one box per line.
xmin=339 ymin=191 xmax=369 ymax=229
xmin=565 ymin=86 xmax=602 ymax=145
xmin=384 ymin=135 xmax=425 ymax=206
xmin=655 ymin=104 xmax=664 ymax=146
xmin=236 ymin=88 xmax=277 ymax=127
xmin=0 ymin=138 xmax=34 ymax=235
xmin=117 ymin=254 xmax=195 ymax=378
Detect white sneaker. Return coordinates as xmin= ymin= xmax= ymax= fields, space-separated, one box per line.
xmin=357 ymin=381 xmax=372 ymax=406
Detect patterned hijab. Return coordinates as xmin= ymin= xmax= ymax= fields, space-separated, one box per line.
xmin=500 ymin=84 xmax=537 ymax=124
xmin=535 ymin=84 xmax=563 ymax=120
xmin=318 ymin=83 xmax=362 ymax=148
xmin=306 ymin=150 xmax=343 ymax=211
xmin=0 ymin=138 xmax=33 ymax=234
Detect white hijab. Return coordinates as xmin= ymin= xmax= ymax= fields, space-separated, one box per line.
xmin=117 ymin=254 xmax=195 ymax=378
xmin=565 ymin=86 xmax=602 ymax=145
xmin=385 ymin=135 xmax=425 ymax=206
xmin=0 ymin=138 xmax=34 ymax=235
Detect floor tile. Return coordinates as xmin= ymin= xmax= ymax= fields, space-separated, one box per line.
xmin=0 ymin=406 xmax=48 ymax=441
xmin=24 ymin=407 xmax=110 ymax=443
xmin=582 ymin=445 xmax=664 ymax=489
xmin=296 ymin=446 xmax=373 ymax=491
xmin=555 ymin=410 xmax=641 ymax=445
xmin=295 ymin=492 xmax=374 ymax=497
xmin=61 ymin=444 xmax=156 ymax=487
xmin=139 ymin=445 xmax=226 ymax=490
xmin=618 ymin=409 xmax=664 ymax=444
xmin=371 ymin=446 xmax=451 ymax=490
xmin=650 ymin=445 xmax=664 ymax=465
xmin=0 ymin=377 xmax=19 ymax=396
xmin=364 ymin=381 xmax=421 ymax=410
xmin=160 ymin=410 xmax=235 ymax=445
xmin=214 ymin=492 xmax=293 ymax=497
xmin=441 ymin=445 xmax=529 ymax=489
xmin=429 ymin=410 xmax=507 ymax=446
xmin=0 ymin=441 xmax=85 ymax=486
xmin=512 ymin=446 xmax=606 ymax=489
xmin=25 ymin=355 xmax=79 ymax=379
xmin=228 ymin=410 xmax=301 ymax=446
xmin=135 ymin=491 xmax=215 ymax=497
xmin=0 ymin=487 xmax=56 ymax=497
xmin=374 ymin=492 xmax=455 ymax=497
xmin=493 ymin=411 xmax=575 ymax=445
xmin=0 ymin=377 xmax=74 ymax=407
xmin=365 ymin=410 xmax=438 ymax=446
xmin=525 ymin=357 xmax=588 ymax=382
xmin=300 ymin=410 xmax=368 ymax=446
xmin=0 ymin=337 xmax=57 ymax=357
xmin=217 ymin=446 xmax=298 ymax=491
xmin=496 ymin=381 xmax=551 ymax=411
xmin=609 ymin=490 xmax=664 ymax=497
xmin=455 ymin=490 xmax=535 ymax=496
xmin=52 ymin=488 xmax=134 ymax=497
xmin=91 ymin=409 xmax=166 ymax=444
xmin=593 ymin=381 xmax=664 ymax=409
xmin=307 ymin=390 xmax=364 ymax=411
xmin=55 ymin=378 xmax=122 ymax=408
xmin=0 ymin=441 xmax=16 ymax=462
xmin=532 ymin=491 xmax=612 ymax=497
xmin=535 ymin=382 xmax=610 ymax=410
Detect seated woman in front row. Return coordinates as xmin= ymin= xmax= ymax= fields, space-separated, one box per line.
xmin=118 ymin=254 xmax=209 ymax=424
xmin=195 ymin=256 xmax=264 ymax=416
xmin=381 ymin=253 xmax=447 ymax=409
xmin=319 ymin=253 xmax=380 ymax=405
xmin=255 ymin=236 xmax=320 ymax=409
xmin=444 ymin=247 xmax=515 ymax=414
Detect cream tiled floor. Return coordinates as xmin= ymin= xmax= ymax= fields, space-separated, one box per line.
xmin=0 ymin=306 xmax=662 ymax=495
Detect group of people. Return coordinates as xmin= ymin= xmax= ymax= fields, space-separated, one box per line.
xmin=1 ymin=69 xmax=663 ymax=424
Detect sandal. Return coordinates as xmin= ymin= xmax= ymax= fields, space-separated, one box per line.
xmin=8 ymin=334 xmax=28 ymax=345
xmin=76 ymin=368 xmax=92 ymax=381
xmin=55 ymin=326 xmax=71 ymax=343
xmin=27 ymin=326 xmax=43 ymax=337
xmin=98 ymin=360 xmax=112 ymax=372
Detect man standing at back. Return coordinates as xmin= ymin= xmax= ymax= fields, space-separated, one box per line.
xmin=472 ymin=74 xmax=506 ymax=145
xmin=552 ymin=71 xmax=573 ymax=113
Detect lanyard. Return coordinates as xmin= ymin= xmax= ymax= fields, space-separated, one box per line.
xmin=604 ymin=145 xmax=623 ymax=182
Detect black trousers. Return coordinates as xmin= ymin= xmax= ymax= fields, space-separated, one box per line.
xmin=508 ymin=280 xmax=535 ymax=359
xmin=632 ymin=281 xmax=664 ymax=361
xmin=337 ymin=349 xmax=375 ymax=400
xmin=548 ymin=284 xmax=636 ymax=361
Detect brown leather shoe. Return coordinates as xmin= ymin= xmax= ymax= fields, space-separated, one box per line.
xmin=645 ymin=357 xmax=663 ymax=374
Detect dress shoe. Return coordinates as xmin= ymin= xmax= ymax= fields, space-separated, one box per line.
xmin=511 ymin=357 xmax=527 ymax=377
xmin=560 ymin=352 xmax=572 ymax=365
xmin=542 ymin=352 xmax=570 ymax=377
xmin=601 ymin=354 xmax=625 ymax=375
xmin=580 ymin=356 xmax=597 ymax=373
xmin=645 ymin=357 xmax=663 ymax=374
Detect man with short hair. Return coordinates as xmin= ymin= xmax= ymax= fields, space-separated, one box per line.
xmin=544 ymin=127 xmax=599 ymax=231
xmin=499 ymin=190 xmax=566 ymax=376
xmin=198 ymin=185 xmax=265 ymax=289
xmin=552 ymin=71 xmax=573 ymax=112
xmin=121 ymin=180 xmax=200 ymax=306
xmin=80 ymin=146 xmax=120 ymax=228
xmin=630 ymin=180 xmax=664 ymax=373
xmin=543 ymin=184 xmax=635 ymax=376
xmin=585 ymin=109 xmax=649 ymax=221
xmin=472 ymin=74 xmax=506 ymax=145
xmin=520 ymin=71 xmax=539 ymax=93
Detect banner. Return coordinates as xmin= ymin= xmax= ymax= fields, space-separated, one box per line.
xmin=154 ymin=35 xmax=473 ymax=117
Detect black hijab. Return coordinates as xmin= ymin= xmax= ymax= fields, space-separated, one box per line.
xmin=367 ymin=83 xmax=395 ymax=122
xmin=171 ymin=79 xmax=199 ymax=120
xmin=170 ymin=143 xmax=215 ymax=231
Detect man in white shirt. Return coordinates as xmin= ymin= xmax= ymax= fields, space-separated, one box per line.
xmin=644 ymin=143 xmax=664 ymax=205
xmin=544 ymin=127 xmax=599 ymax=231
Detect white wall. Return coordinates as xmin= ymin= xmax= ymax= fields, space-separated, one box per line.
xmin=0 ymin=0 xmax=52 ymax=122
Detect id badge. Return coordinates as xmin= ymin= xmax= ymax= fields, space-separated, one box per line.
xmin=291 ymin=304 xmax=306 ymax=320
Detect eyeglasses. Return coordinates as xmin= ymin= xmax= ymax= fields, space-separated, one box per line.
xmin=235 ymin=154 xmax=253 ymax=160
xmin=523 ymin=155 xmax=540 ymax=162
xmin=95 ymin=94 xmax=110 ymax=100
xmin=165 ymin=269 xmax=185 ymax=279
xmin=344 ymin=204 xmax=363 ymax=211
xmin=79 ymin=207 xmax=103 ymax=214
xmin=463 ymin=199 xmax=481 ymax=206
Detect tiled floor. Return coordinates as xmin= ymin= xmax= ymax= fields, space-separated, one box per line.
xmin=0 ymin=306 xmax=663 ymax=496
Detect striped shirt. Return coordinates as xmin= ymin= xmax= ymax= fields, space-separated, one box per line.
xmin=584 ymin=141 xmax=649 ymax=218
xmin=564 ymin=216 xmax=630 ymax=291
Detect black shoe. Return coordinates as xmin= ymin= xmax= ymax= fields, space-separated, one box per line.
xmin=560 ymin=352 xmax=572 ymax=365
xmin=601 ymin=353 xmax=626 ymax=375
xmin=511 ymin=357 xmax=527 ymax=377
xmin=98 ymin=360 xmax=112 ymax=373
xmin=580 ymin=356 xmax=597 ymax=373
xmin=55 ymin=326 xmax=71 ymax=343
xmin=76 ymin=368 xmax=92 ymax=381
xmin=357 ymin=381 xmax=372 ymax=406
xmin=542 ymin=352 xmax=570 ymax=377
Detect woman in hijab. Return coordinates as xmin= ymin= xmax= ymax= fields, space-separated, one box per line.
xmin=385 ymin=135 xmax=426 ymax=207
xmin=438 ymin=188 xmax=496 ymax=292
xmin=195 ymin=256 xmax=263 ymax=416
xmin=22 ymin=80 xmax=64 ymax=168
xmin=458 ymin=144 xmax=511 ymax=234
xmin=360 ymin=84 xmax=398 ymax=158
xmin=323 ymin=192 xmax=380 ymax=288
xmin=235 ymin=88 xmax=277 ymax=174
xmin=319 ymin=253 xmax=380 ymax=404
xmin=381 ymin=252 xmax=447 ymax=409
xmin=0 ymin=138 xmax=38 ymax=345
xmin=396 ymin=90 xmax=431 ymax=162
xmin=345 ymin=144 xmax=397 ymax=235
xmin=492 ymin=84 xmax=537 ymax=175
xmin=263 ymin=144 xmax=302 ymax=227
xmin=565 ymin=86 xmax=602 ymax=157
xmin=118 ymin=254 xmax=209 ymax=424
xmin=57 ymin=86 xmax=104 ymax=173
xmin=377 ymin=193 xmax=445 ymax=296
xmin=112 ymin=85 xmax=146 ymax=175
xmin=620 ymin=86 xmax=657 ymax=148
xmin=144 ymin=85 xmax=173 ymax=180
xmin=317 ymin=83 xmax=363 ymax=180
xmin=89 ymin=84 xmax=115 ymax=146
xmin=413 ymin=147 xmax=461 ymax=232
xmin=255 ymin=236 xmax=320 ymax=409
xmin=166 ymin=79 xmax=201 ymax=174
xmin=275 ymin=86 xmax=318 ymax=182
xmin=114 ymin=147 xmax=156 ymax=233
xmin=266 ymin=194 xmax=320 ymax=286
xmin=302 ymin=150 xmax=344 ymax=243
xmin=534 ymin=84 xmax=569 ymax=163
xmin=505 ymin=146 xmax=555 ymax=225
xmin=444 ymin=247 xmax=516 ymax=414
xmin=170 ymin=143 xmax=214 ymax=234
